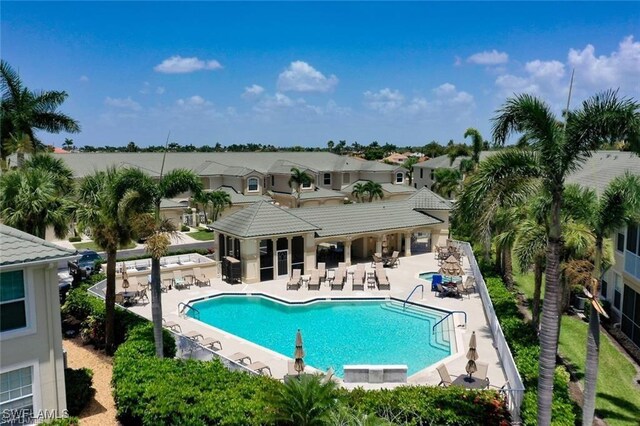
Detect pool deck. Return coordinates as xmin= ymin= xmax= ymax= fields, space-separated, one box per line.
xmin=124 ymin=252 xmax=508 ymax=389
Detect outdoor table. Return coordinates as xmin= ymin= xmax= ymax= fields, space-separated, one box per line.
xmin=347 ymin=270 xmax=355 ymax=284
xmin=119 ymin=291 xmax=136 ymax=305
xmin=452 ymin=375 xmax=489 ymax=389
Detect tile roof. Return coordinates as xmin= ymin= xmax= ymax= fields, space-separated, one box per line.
xmin=214 ymin=186 xmax=273 ymax=204
xmin=413 ymin=151 xmax=496 ymax=169
xmin=0 ymin=225 xmax=76 ymax=267
xmin=407 ymin=187 xmax=453 ymax=210
xmin=209 ymin=201 xmax=320 ymax=238
xmin=565 ymin=151 xmax=640 ymax=195
xmin=299 ymin=187 xmax=346 ymax=200
xmin=341 ymin=180 xmax=416 ymax=195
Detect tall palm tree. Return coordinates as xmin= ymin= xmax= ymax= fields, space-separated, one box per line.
xmin=581 ymin=173 xmax=640 ymax=426
xmin=0 ymin=60 xmax=80 ymax=160
xmin=363 ymin=181 xmax=383 ymax=202
xmin=351 ymin=182 xmax=366 ymax=203
xmin=432 ymin=168 xmax=462 ymax=199
xmin=289 ymin=167 xmax=314 ymax=208
xmin=76 ymin=168 xmax=155 ymax=354
xmin=463 ymin=127 xmax=484 ymax=168
xmin=2 ymin=132 xmax=33 ymax=168
xmin=401 ymin=156 xmax=418 ymax=185
xmin=479 ymin=90 xmax=639 ymax=424
xmin=209 ymin=190 xmax=232 ymax=221
xmin=22 ymin=153 xmax=75 ymax=195
xmin=192 ymin=190 xmax=211 ymax=223
xmin=0 ymin=167 xmax=74 ymax=239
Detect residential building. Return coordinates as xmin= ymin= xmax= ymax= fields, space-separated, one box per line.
xmin=1 ymin=225 xmax=76 ymax=424
xmin=411 ymin=151 xmax=495 ymax=189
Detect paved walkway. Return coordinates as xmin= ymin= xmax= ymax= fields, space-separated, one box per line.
xmin=122 ymin=252 xmax=508 ymax=389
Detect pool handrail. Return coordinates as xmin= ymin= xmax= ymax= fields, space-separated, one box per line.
xmin=431 ymin=310 xmax=467 ymax=334
xmin=403 ymin=284 xmax=424 ymax=309
xmin=178 ymin=301 xmax=200 ymax=320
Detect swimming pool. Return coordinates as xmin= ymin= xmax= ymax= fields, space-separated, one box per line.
xmin=187 ymin=295 xmax=452 ymax=376
xmin=418 ymin=271 xmax=438 ymax=282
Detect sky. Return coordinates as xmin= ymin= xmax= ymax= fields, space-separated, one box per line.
xmin=2 ymin=1 xmax=639 ymax=149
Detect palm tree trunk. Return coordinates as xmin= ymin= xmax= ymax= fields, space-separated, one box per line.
xmin=537 ymin=192 xmax=563 ymax=426
xmin=532 ymin=258 xmax=543 ymax=330
xmin=482 ymin=231 xmax=491 ymax=264
xmin=495 ymin=243 xmax=502 ymax=276
xmin=150 ymin=257 xmax=164 ymax=358
xmin=583 ymin=237 xmax=603 ymax=426
xmin=104 ymin=249 xmax=117 ymax=355
xmin=17 ymin=152 xmax=24 ymax=168
xmin=502 ymin=246 xmax=514 ymax=290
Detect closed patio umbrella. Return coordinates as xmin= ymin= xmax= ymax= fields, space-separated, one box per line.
xmin=465 ymin=331 xmax=478 ymax=377
xmin=294 ymin=329 xmax=305 ymax=375
xmin=121 ymin=262 xmax=130 ymax=290
xmin=439 ymin=255 xmax=463 ymax=277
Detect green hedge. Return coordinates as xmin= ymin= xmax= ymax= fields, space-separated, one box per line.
xmin=483 ymin=274 xmax=577 ymax=425
xmin=42 ymin=418 xmax=79 ymax=425
xmin=64 ymin=368 xmax=95 ymax=416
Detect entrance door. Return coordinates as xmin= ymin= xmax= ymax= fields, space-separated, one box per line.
xmin=277 ymin=250 xmax=288 ymax=276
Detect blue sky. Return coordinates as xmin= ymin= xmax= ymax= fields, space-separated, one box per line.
xmin=2 ymin=1 xmax=639 ymax=148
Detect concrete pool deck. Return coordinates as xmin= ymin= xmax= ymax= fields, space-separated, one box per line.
xmin=122 ymin=252 xmax=508 ymax=389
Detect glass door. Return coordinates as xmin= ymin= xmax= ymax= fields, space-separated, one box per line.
xmin=277 ymin=250 xmax=288 ymax=276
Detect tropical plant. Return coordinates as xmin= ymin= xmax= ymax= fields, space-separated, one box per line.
xmin=351 ymin=182 xmax=366 ymax=203
xmin=401 ymin=156 xmax=418 ymax=185
xmin=209 ymin=190 xmax=233 ymax=221
xmin=0 ymin=166 xmax=75 ymax=239
xmin=362 ymin=181 xmax=383 ymax=202
xmin=463 ymin=127 xmax=485 ymax=168
xmin=270 ymin=374 xmax=339 ymax=426
xmin=289 ymin=167 xmax=314 ymax=208
xmin=580 ymin=173 xmax=640 ymax=426
xmin=2 ymin=132 xmax=33 ymax=168
xmin=432 ymin=168 xmax=462 ymax=199
xmin=468 ymin=90 xmax=639 ymax=424
xmin=76 ymin=168 xmax=155 ymax=354
xmin=0 ymin=60 xmax=80 ymax=161
xmin=23 ymin=153 xmax=75 ymax=195
xmin=192 ymin=191 xmax=211 ymax=223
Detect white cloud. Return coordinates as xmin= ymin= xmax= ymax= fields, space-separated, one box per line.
xmin=154 ymin=56 xmax=223 ymax=74
xmin=363 ymin=88 xmax=405 ymax=113
xmin=104 ymin=96 xmax=141 ymax=111
xmin=467 ymin=50 xmax=509 ymax=65
xmin=156 ymin=87 xmax=165 ymax=95
xmin=176 ymin=95 xmax=211 ymax=107
xmin=255 ymin=92 xmax=297 ymax=111
xmin=277 ymin=61 xmax=338 ymax=92
xmin=242 ymin=84 xmax=265 ymax=99
xmin=79 ymin=75 xmax=89 ymax=82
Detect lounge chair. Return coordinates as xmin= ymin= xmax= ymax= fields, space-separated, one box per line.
xmin=172 ymin=270 xmax=191 ymax=290
xmin=162 ymin=318 xmax=182 ymax=332
xmin=184 ymin=330 xmax=203 ymax=340
xmin=317 ymin=262 xmax=326 ymax=282
xmin=135 ymin=286 xmax=149 ymax=304
xmin=456 ymin=282 xmax=469 ymax=298
xmin=375 ymin=267 xmax=390 ymax=290
xmin=248 ymin=361 xmax=272 ymax=376
xmin=287 ymin=269 xmax=302 ymax=290
xmin=464 ymin=276 xmax=476 ymax=293
xmin=352 ymin=264 xmax=365 ymax=291
xmin=331 ymin=267 xmax=345 ymax=290
xmin=371 ymin=252 xmax=383 ymax=267
xmin=474 ymin=362 xmax=490 ymax=388
xmin=199 ymin=337 xmax=223 ymax=351
xmin=229 ymin=352 xmax=252 ymax=365
xmin=386 ymin=251 xmax=400 ymax=268
xmin=436 ymin=284 xmax=453 ymax=298
xmin=436 ymin=363 xmax=453 ymax=387
xmin=191 ymin=267 xmax=211 ymax=287
xmin=308 ymin=269 xmax=321 ymax=290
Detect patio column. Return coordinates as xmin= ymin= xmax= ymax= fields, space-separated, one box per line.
xmin=344 ymin=239 xmax=352 ymax=266
xmin=397 ymin=232 xmax=403 ymax=252
xmin=272 ymin=238 xmax=278 ymax=277
xmin=404 ymin=232 xmax=412 ymax=257
xmin=375 ymin=236 xmax=383 ymax=254
xmin=287 ymin=236 xmax=292 ymax=274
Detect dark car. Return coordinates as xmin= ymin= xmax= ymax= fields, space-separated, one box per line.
xmin=68 ymin=250 xmax=103 ymax=280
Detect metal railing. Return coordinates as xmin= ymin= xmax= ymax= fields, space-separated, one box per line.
xmin=431 ymin=310 xmax=467 ymax=334
xmin=403 ymin=284 xmax=424 ymax=308
xmin=451 ymin=239 xmax=525 ymax=423
xmin=178 ymin=302 xmax=200 ymax=320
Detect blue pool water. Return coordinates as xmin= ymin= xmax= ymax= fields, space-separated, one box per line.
xmin=188 ymin=296 xmax=451 ymax=376
xmin=418 ymin=271 xmax=438 ymax=281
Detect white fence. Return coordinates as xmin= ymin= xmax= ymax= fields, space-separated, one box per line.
xmin=450 ymin=239 xmax=525 ymax=423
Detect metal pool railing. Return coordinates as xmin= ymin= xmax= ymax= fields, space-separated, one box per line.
xmin=403 ymin=284 xmax=424 ymax=308
xmin=449 ymin=239 xmax=525 ymax=423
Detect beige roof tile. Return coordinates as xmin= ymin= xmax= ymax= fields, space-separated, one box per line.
xmin=0 ymin=225 xmax=76 ymax=267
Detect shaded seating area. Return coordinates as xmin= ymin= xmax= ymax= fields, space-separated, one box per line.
xmin=190 ymin=267 xmax=211 ymax=287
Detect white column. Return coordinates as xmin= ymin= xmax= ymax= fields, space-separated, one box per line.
xmin=272 ymin=238 xmax=278 ymax=277
xmin=375 ymin=236 xmax=383 ymax=254
xmin=345 ymin=240 xmax=352 ymax=266
xmin=404 ymin=232 xmax=412 ymax=257
xmin=287 ymin=236 xmax=292 ymax=275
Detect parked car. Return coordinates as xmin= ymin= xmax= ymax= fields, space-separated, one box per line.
xmin=68 ymin=250 xmax=103 ymax=279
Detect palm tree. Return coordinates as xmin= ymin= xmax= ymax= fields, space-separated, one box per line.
xmin=463 ymin=127 xmax=484 ymax=168
xmin=22 ymin=153 xmax=74 ymax=195
xmin=289 ymin=167 xmax=314 ymax=208
xmin=192 ymin=190 xmax=211 ymax=223
xmin=76 ymin=168 xmax=155 ymax=354
xmin=209 ymin=190 xmax=232 ymax=221
xmin=401 ymin=156 xmax=418 ymax=185
xmin=351 ymin=182 xmax=366 ymax=203
xmin=432 ymin=168 xmax=462 ymax=199
xmin=581 ymin=173 xmax=640 ymax=426
xmin=0 ymin=60 xmax=80 ymax=161
xmin=0 ymin=167 xmax=74 ymax=239
xmin=270 ymin=374 xmax=339 ymax=426
xmin=480 ymin=90 xmax=639 ymax=424
xmin=2 ymin=132 xmax=33 ymax=168
xmin=363 ymin=181 xmax=383 ymax=202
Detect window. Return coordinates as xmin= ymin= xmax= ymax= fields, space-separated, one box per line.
xmin=614 ymin=273 xmax=622 ymax=310
xmin=617 ymin=231 xmax=625 ymax=252
xmin=0 ymin=271 xmax=27 ymax=333
xmin=621 ymin=284 xmax=640 ymax=346
xmin=420 ymin=169 xmax=423 ymax=179
xmin=247 ymin=177 xmax=259 ymax=192
xmin=430 ymin=170 xmax=435 ymax=181
xmin=627 ymin=223 xmax=638 ymax=255
xmin=396 ymin=172 xmax=404 ymax=183
xmin=301 ymin=180 xmax=312 ymax=189
xmin=343 ymin=173 xmax=350 ymax=184
xmin=323 ymin=173 xmax=331 ymax=185
xmin=0 ymin=366 xmax=34 ymax=424
xmin=271 ymin=175 xmax=275 ymax=186
xmin=600 ymin=278 xmax=608 ymax=300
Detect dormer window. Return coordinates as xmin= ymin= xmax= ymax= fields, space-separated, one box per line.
xmin=396 ymin=172 xmax=404 ymax=183
xmin=247 ymin=177 xmax=259 ymax=192
xmin=323 ymin=173 xmax=331 ymax=185
xmin=301 ymin=181 xmax=312 ymax=190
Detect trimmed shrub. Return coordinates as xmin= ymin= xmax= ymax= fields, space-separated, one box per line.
xmin=64 ymin=368 xmax=94 ymax=416
xmin=42 ymin=418 xmax=80 ymax=426
xmin=68 ymin=236 xmax=81 ymax=242
xmin=180 ymin=224 xmax=190 ymax=232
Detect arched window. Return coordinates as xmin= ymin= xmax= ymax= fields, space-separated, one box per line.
xmin=247 ymin=177 xmax=259 ymax=192
xmin=396 ymin=172 xmax=404 ymax=183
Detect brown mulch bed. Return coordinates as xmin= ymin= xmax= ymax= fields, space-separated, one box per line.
xmin=63 ymin=337 xmax=118 ymax=426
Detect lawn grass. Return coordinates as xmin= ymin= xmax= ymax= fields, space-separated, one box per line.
xmin=188 ymin=230 xmax=215 ymax=241
xmin=513 ymin=271 xmax=640 ymax=426
xmin=72 ymin=241 xmax=136 ymax=251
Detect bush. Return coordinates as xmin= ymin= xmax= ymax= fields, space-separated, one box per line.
xmin=68 ymin=236 xmax=81 ymax=242
xmin=64 ymin=368 xmax=95 ymax=416
xmin=41 ymin=418 xmax=79 ymax=425
xmin=180 ymin=224 xmax=190 ymax=232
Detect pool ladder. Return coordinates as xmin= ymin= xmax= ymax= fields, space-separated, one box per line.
xmin=403 ymin=284 xmax=424 ymax=309
xmin=178 ymin=302 xmax=200 ymax=320
xmin=432 ymin=311 xmax=467 ymax=334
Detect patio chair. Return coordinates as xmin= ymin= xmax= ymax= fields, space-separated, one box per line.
xmin=308 ymin=269 xmax=321 ymax=290
xmin=287 ymin=269 xmax=302 ymax=290
xmin=386 ymin=251 xmax=400 ymax=268
xmin=317 ymin=262 xmax=326 ymax=282
xmin=191 ymin=267 xmax=211 ymax=287
xmin=436 ymin=284 xmax=452 ymax=298
xmin=172 ymin=270 xmax=192 ymax=290
xmin=371 ymin=252 xmax=383 ymax=267
xmin=431 ymin=274 xmax=443 ymax=292
xmin=473 ymin=362 xmax=490 ymax=388
xmin=352 ymin=265 xmax=365 ymax=291
xmin=456 ymin=282 xmax=469 ymax=298
xmin=375 ymin=267 xmax=390 ymax=290
xmin=436 ymin=363 xmax=453 ymax=387
xmin=199 ymin=337 xmax=223 ymax=351
xmin=135 ymin=286 xmax=149 ymax=304
xmin=248 ymin=361 xmax=272 ymax=376
xmin=184 ymin=330 xmax=204 ymax=341
xmin=331 ymin=267 xmax=345 ymax=290
xmin=229 ymin=352 xmax=252 ymax=365
xmin=162 ymin=318 xmax=182 ymax=332
xmin=464 ymin=276 xmax=476 ymax=293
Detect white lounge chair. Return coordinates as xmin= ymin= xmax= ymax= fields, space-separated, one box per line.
xmin=436 ymin=363 xmax=453 ymax=387
xmin=287 ymin=269 xmax=302 ymax=290
xmin=191 ymin=267 xmax=211 ymax=287
xmin=162 ymin=318 xmax=181 ymax=332
xmin=229 ymin=352 xmax=252 ymax=365
xmin=317 ymin=262 xmax=326 ymax=282
xmin=308 ymin=269 xmax=320 ymax=290
xmin=248 ymin=361 xmax=272 ymax=376
xmin=172 ymin=270 xmax=191 ymax=290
